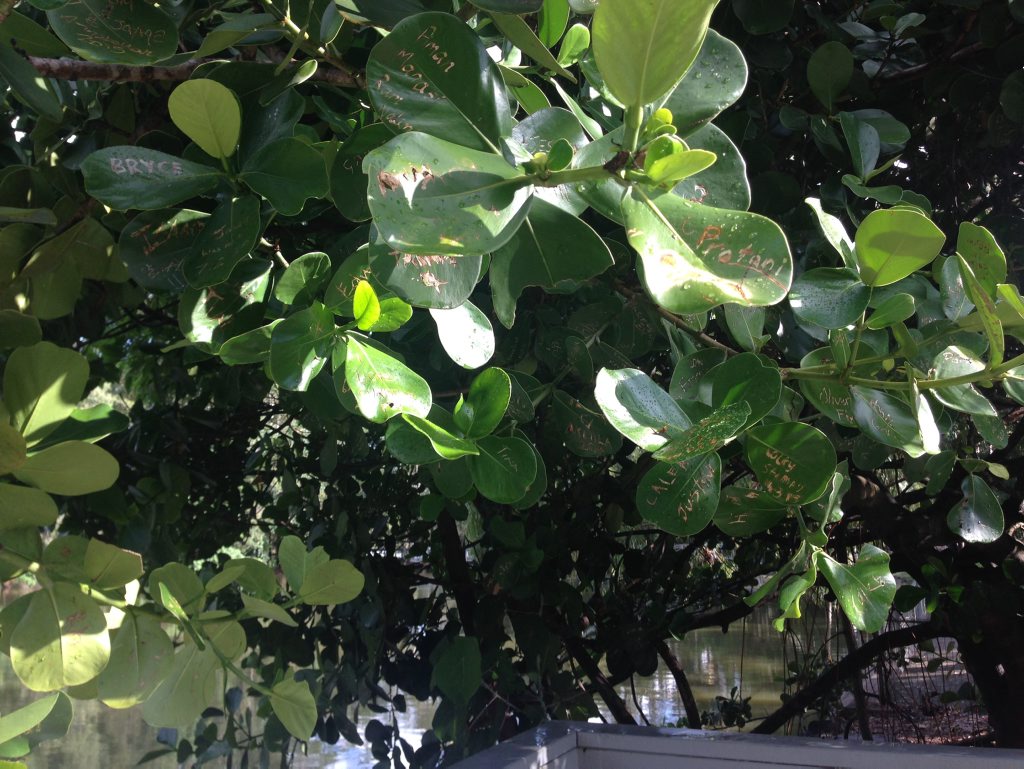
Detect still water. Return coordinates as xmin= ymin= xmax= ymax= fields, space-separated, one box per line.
xmin=1 ymin=605 xmax=835 ymax=767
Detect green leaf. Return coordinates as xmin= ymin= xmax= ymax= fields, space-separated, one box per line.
xmin=866 ymin=292 xmax=915 ymax=329
xmin=344 ymin=335 xmax=432 ymax=423
xmin=592 ymin=0 xmax=719 ymax=107
xmin=330 ymin=124 xmax=393 ymax=222
xmin=947 ymin=474 xmax=1004 ymax=543
xmin=723 ymin=304 xmax=768 ymax=352
xmin=622 ymin=189 xmax=792 ymax=314
xmin=636 ymin=453 xmax=721 ymax=536
xmin=168 ymin=80 xmax=242 ymax=159
xmin=279 ymin=536 xmax=322 ymax=594
xmin=0 ymin=11 xmax=70 ymax=58
xmin=270 ymin=678 xmax=317 ymax=740
xmin=239 ymin=595 xmax=298 ymax=627
xmin=931 ymin=346 xmax=996 ymax=416
xmin=707 ymin=353 xmax=782 ymax=430
xmin=454 ymin=368 xmax=512 ymax=439
xmin=403 ymin=413 xmax=479 ymax=459
xmin=83 ymin=539 xmax=142 ymax=589
xmin=240 ymin=138 xmax=329 ymax=216
xmin=118 ymin=209 xmax=207 ymax=291
xmin=352 ymin=280 xmax=382 ymax=331
xmin=855 ymin=209 xmax=946 ymax=287
xmin=33 ymin=405 xmax=129 ymax=450
xmin=645 ymin=145 xmax=717 ymax=186
xmin=431 ymin=636 xmax=481 ymax=706
xmin=957 ymin=256 xmax=1004 ymax=367
xmin=141 ymin=620 xmax=245 ymax=728
xmin=275 ymin=252 xmax=333 ymax=306
xmin=467 ymin=435 xmax=537 ymax=503
xmin=807 ymin=41 xmax=853 ymax=112
xmin=790 ymin=267 xmax=870 ymax=329
xmin=557 ymin=22 xmax=590 ymax=67
xmin=839 ymin=112 xmax=880 ymax=179
xmin=662 ymin=31 xmax=747 ymax=136
xmin=219 ymin=320 xmax=283 ymax=366
xmin=183 ymin=196 xmax=261 ymax=288
xmin=268 ymin=304 xmax=335 ymax=392
xmin=14 ymin=441 xmax=119 ymax=496
xmin=490 ymin=198 xmax=613 ymax=328
xmin=0 ymin=311 xmax=41 ymax=349
xmin=298 ymin=559 xmax=365 ymax=605
xmin=97 ymin=612 xmax=174 ymax=709
xmin=817 ymin=545 xmax=897 ymax=633
xmin=490 ymin=13 xmax=576 ymax=81
xmin=805 ymin=198 xmax=855 ymax=268
xmin=430 ymin=302 xmax=495 ymax=369
xmin=676 ymin=123 xmax=751 ymax=211
xmin=548 ymin=391 xmax=623 ymax=458
xmin=3 ymin=342 xmax=88 ymax=446
xmin=651 ymin=402 xmax=750 ymax=463
xmin=0 ymin=484 xmax=58 ymax=531
xmin=363 ymin=132 xmax=532 ymax=256
xmin=0 ymin=40 xmax=62 ymax=121
xmin=713 ymin=487 xmax=787 ymax=536
xmin=797 ymin=349 xmax=857 ymax=428
xmin=368 ymin=241 xmax=484 ymax=310
xmin=0 ymin=692 xmax=71 ymax=758
xmin=0 ymin=423 xmax=26 ymax=476
xmin=366 ymin=12 xmax=512 ymax=153
xmin=850 ymin=386 xmax=925 ymax=457
xmin=594 ymin=367 xmax=690 ymax=451
xmin=746 ymin=422 xmax=837 ymax=505
xmin=471 ymin=0 xmax=543 ymax=11
xmin=82 ymin=148 xmax=223 ymax=211
xmin=10 ymin=584 xmax=110 ymax=691
xmin=149 ymin=562 xmax=206 ymax=615
xmin=47 ymin=0 xmax=177 ymax=65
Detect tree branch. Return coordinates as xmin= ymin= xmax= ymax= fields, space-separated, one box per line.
xmin=656 ymin=641 xmax=702 ymax=728
xmin=27 ymin=55 xmax=363 ymax=89
xmin=752 ymin=621 xmax=943 ymax=735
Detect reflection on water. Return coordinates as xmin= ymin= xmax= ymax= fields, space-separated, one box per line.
xmin=0 ymin=605 xmax=835 ymax=767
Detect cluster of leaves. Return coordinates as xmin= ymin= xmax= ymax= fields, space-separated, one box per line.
xmin=0 ymin=0 xmax=1023 ymax=765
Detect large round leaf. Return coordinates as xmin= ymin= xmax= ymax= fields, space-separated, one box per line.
xmin=510 ymin=108 xmax=590 ymax=215
xmin=183 ymin=196 xmax=261 ymax=288
xmin=368 ymin=240 xmax=483 ymax=310
xmin=82 ymin=148 xmax=223 ymax=211
xmin=119 ymin=209 xmax=208 ymax=291
xmin=636 ymin=453 xmax=721 ymax=536
xmin=790 ymin=267 xmax=870 ymax=329
xmin=817 ymin=545 xmax=896 ymax=633
xmin=663 ymin=30 xmax=748 ymax=135
xmin=592 ymin=0 xmax=719 ymax=108
xmin=240 ymin=138 xmax=329 ymax=216
xmin=366 ymin=12 xmax=512 ymax=153
xmin=594 ymin=367 xmax=690 ymax=451
xmin=468 ymin=435 xmax=537 ymax=503
xmin=168 ymin=80 xmax=242 ymax=159
xmin=850 ymin=386 xmax=925 ymax=457
xmin=0 ymin=422 xmax=27 ymax=475
xmin=0 ymin=483 xmax=58 ymax=531
xmin=676 ymin=123 xmax=751 ymax=211
xmin=344 ymin=335 xmax=432 ymax=423
xmin=746 ymin=422 xmax=837 ymax=505
xmin=3 ymin=342 xmax=88 ymax=446
xmin=268 ymin=304 xmax=336 ymax=392
xmin=797 ymin=349 xmax=857 ymax=428
xmin=48 ymin=0 xmax=178 ymax=65
xmin=622 ymin=188 xmax=792 ymax=314
xmin=298 ymin=559 xmax=365 ymax=605
xmin=97 ymin=612 xmax=174 ymax=709
xmin=930 ymin=346 xmax=996 ymax=416
xmin=14 ymin=441 xmax=119 ymax=496
xmin=947 ymin=474 xmax=1004 ymax=543
xmin=454 ymin=368 xmax=512 ymax=439
xmin=430 ymin=301 xmax=495 ymax=369
xmin=707 ymin=353 xmax=782 ymax=429
xmin=270 ymin=678 xmax=317 ymax=740
xmin=10 ymin=584 xmax=110 ymax=691
xmin=855 ymin=209 xmax=946 ymax=287
xmin=363 ymin=132 xmax=533 ymax=256
xmin=713 ymin=487 xmax=787 ymax=536
xmin=489 ymin=198 xmax=613 ymax=328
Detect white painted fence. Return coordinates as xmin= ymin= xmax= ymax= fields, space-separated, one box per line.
xmin=451 ymin=722 xmax=1023 ymax=769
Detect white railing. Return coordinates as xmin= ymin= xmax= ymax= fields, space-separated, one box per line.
xmin=451 ymin=722 xmax=1023 ymax=769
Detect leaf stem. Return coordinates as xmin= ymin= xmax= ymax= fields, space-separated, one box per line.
xmin=623 ymin=105 xmax=644 ymax=152
xmin=531 ymin=165 xmax=616 ymax=188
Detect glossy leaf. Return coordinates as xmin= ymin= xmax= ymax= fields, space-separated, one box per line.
xmin=430 ymin=302 xmax=495 ymax=369
xmin=957 ymin=256 xmax=1004 ymax=367
xmin=866 ymin=292 xmax=915 ymax=329
xmin=366 ymin=12 xmax=512 ymax=152
xmin=651 ymin=402 xmax=750 ymax=463
xmin=931 ymin=346 xmax=996 ymax=416
xmin=855 ymin=209 xmax=946 ymax=287
xmin=82 ymin=148 xmax=222 ymax=211
xmin=269 ymin=304 xmax=336 ymax=392
xmin=363 ymin=132 xmax=532 ymax=256
xmin=240 ymin=138 xmax=328 ymax=216
xmin=850 ymin=386 xmax=925 ymax=457
xmin=713 ymin=487 xmax=787 ymax=536
xmin=184 ymin=197 xmax=261 ymax=288
xmin=594 ymin=368 xmax=690 ymax=451
xmin=47 ymin=0 xmax=177 ymax=65
xmin=797 ymin=349 xmax=857 ymax=428
xmin=468 ymin=435 xmax=537 ymax=503
xmin=790 ymin=267 xmax=869 ymax=329
xmin=0 ymin=484 xmax=58 ymax=531
xmin=276 ymin=252 xmax=333 ymax=306
xmin=817 ymin=545 xmax=897 ymax=633
xmin=403 ymin=413 xmax=479 ymax=459
xmin=592 ymin=0 xmax=719 ymax=108
xmin=947 ymin=474 xmax=1004 ymax=543
xmin=636 ymin=453 xmax=721 ymax=537
xmin=746 ymin=422 xmax=837 ymax=505
xmin=3 ymin=342 xmax=88 ymax=446
xmin=490 ymin=198 xmax=613 ymax=328
xmin=83 ymin=539 xmax=143 ymax=589
xmin=344 ymin=336 xmax=432 ymax=423
xmin=298 ymin=560 xmax=365 ymax=605
xmin=956 ymin=222 xmax=1005 ymax=297
xmin=707 ymin=353 xmax=782 ymax=429
xmin=0 ymin=691 xmax=71 ymax=758
xmin=663 ymin=30 xmax=748 ymax=135
xmin=454 ymin=368 xmax=512 ymax=439
xmin=807 ymin=41 xmax=852 ymax=112
xmin=431 ymin=637 xmax=481 ymax=706
xmin=369 ymin=241 xmax=484 ymax=310
xmin=623 ymin=189 xmax=792 ymax=314
xmin=168 ymin=80 xmax=242 ymax=159
xmin=118 ymin=209 xmax=207 ymax=291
